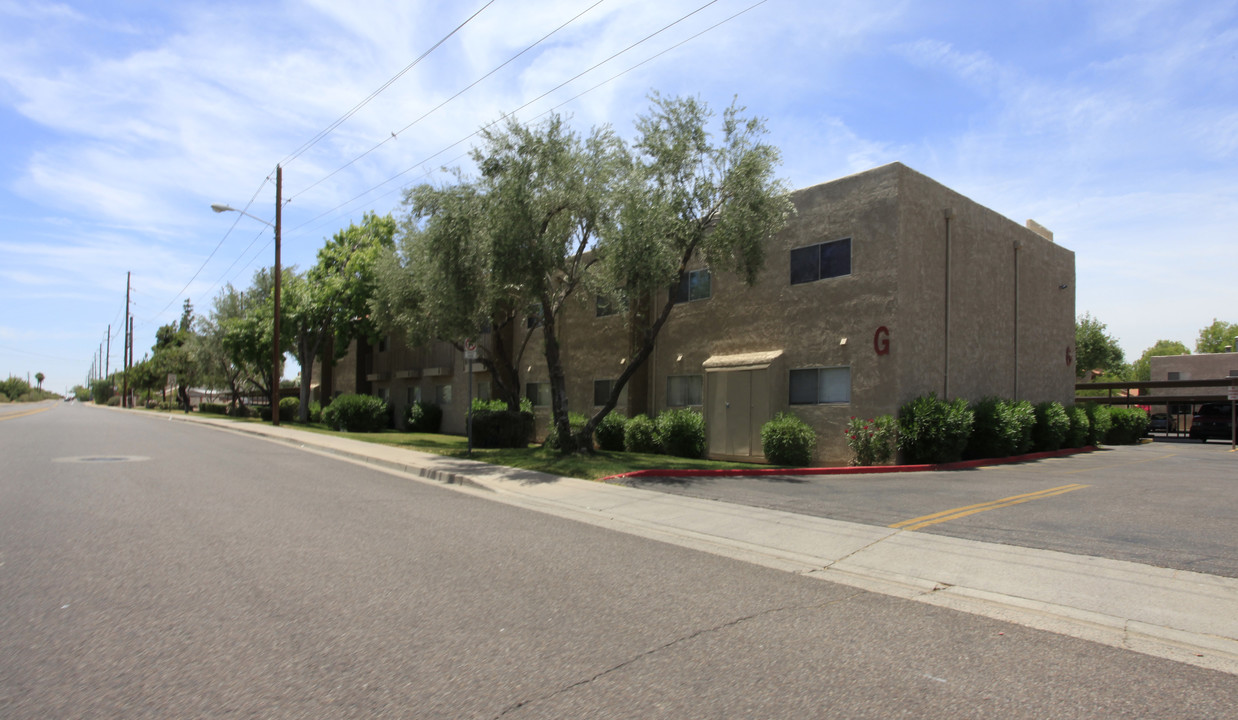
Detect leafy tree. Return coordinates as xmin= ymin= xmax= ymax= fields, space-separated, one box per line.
xmin=34 ymin=372 xmax=44 ymax=390
xmin=197 ymin=284 xmax=254 ymax=409
xmin=150 ymin=299 xmax=199 ymax=409
xmin=1195 ymin=318 xmax=1238 ymax=354
xmin=287 ymin=212 xmax=395 ymax=423
xmin=375 ymin=95 xmax=791 ymax=454
xmin=1131 ymin=340 xmax=1189 ymax=382
xmin=579 ymin=93 xmax=793 ymax=450
xmin=219 ymin=267 xmax=298 ymax=406
xmin=1074 ymin=313 xmax=1126 ymax=379
xmin=375 ymin=114 xmax=625 ymax=420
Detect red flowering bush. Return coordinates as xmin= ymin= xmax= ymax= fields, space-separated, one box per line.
xmin=845 ymin=415 xmax=896 ymax=466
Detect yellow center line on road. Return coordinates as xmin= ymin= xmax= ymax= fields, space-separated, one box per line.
xmin=0 ymin=405 xmax=55 ymax=422
xmin=890 ymin=483 xmax=1091 ymax=532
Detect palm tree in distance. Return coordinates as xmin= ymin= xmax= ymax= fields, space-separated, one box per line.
xmin=35 ymin=372 xmax=44 ymax=390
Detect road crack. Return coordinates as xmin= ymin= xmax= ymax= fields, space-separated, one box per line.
xmin=492 ymin=591 xmax=866 ymax=719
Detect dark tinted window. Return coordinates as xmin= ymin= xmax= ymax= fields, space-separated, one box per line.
xmin=790 ymin=238 xmax=851 ymax=285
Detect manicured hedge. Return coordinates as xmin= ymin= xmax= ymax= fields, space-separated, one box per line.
xmin=470 ymin=409 xmax=534 ymax=448
xmin=200 ymin=402 xmax=228 ymax=415
xmin=966 ymin=397 xmax=1034 ymax=459
xmin=1105 ymin=407 xmax=1149 ymax=445
xmin=1032 ymin=401 xmax=1069 ymax=452
xmin=656 ymin=409 xmax=707 ymax=459
xmin=897 ymin=393 xmax=973 ymax=464
xmin=624 ymin=414 xmax=661 ymax=454
xmin=324 ymin=393 xmax=390 ymax=432
xmin=761 ymin=412 xmax=816 ymax=467
xmin=595 ymin=412 xmax=627 ymax=452
xmin=279 ymin=397 xmax=299 ymax=423
xmin=405 ymin=401 xmax=442 ymax=433
xmin=1083 ymin=403 xmax=1112 ymax=446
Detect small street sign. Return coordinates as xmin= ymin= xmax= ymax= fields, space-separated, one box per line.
xmin=1228 ymin=388 xmax=1238 ymax=401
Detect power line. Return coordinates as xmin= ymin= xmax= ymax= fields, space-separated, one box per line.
xmin=155 ymin=176 xmax=272 ymax=318
xmin=289 ymin=0 xmax=609 ymax=203
xmin=290 ymin=0 xmax=741 ymax=236
xmin=279 ymin=0 xmax=496 ymax=168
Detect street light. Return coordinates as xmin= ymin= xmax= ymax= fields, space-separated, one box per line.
xmin=212 ymin=164 xmax=283 ymax=426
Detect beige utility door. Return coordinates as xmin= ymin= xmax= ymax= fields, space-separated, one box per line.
xmin=707 ymin=368 xmax=770 ymax=458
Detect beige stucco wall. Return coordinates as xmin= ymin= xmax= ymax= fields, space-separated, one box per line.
xmin=895 ymin=165 xmax=1075 ymax=408
xmin=342 ymin=162 xmax=1076 ymax=465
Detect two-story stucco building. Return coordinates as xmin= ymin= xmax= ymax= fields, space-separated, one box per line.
xmin=325 ymin=163 xmax=1077 ymax=465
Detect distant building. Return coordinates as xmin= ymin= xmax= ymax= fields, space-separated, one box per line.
xmin=327 ymin=163 xmax=1076 ymax=465
xmin=1149 ymin=352 xmax=1238 ymax=428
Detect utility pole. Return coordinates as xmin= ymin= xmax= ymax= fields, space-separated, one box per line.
xmin=128 ymin=316 xmax=134 ymax=407
xmin=272 ymin=164 xmax=282 ymax=426
xmin=105 ymin=325 xmax=111 ymax=380
xmin=123 ymin=272 xmax=131 ymax=407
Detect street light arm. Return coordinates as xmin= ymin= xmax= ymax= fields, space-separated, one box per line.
xmin=211 ymin=203 xmax=274 ymax=228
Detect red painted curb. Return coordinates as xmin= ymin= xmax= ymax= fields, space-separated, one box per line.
xmin=600 ymin=446 xmax=1098 ymax=482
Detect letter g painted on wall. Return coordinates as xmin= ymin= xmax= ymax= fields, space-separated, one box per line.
xmin=874 ymin=326 xmax=890 ymax=356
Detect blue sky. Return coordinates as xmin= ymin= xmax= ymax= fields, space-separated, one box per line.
xmin=2 ymin=0 xmax=1236 ymax=393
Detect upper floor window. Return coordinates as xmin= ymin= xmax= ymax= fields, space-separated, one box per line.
xmin=378 ymin=334 xmax=390 ymax=352
xmin=791 ymin=238 xmax=851 ymax=285
xmin=789 ymin=366 xmax=850 ymax=404
xmin=671 ymin=269 xmax=711 ymax=304
xmin=435 ymin=383 xmax=453 ymax=406
xmin=1167 ymin=372 xmax=1182 ymax=381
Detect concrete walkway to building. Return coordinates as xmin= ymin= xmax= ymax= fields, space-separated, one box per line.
xmin=151 ymin=410 xmax=1238 ymax=676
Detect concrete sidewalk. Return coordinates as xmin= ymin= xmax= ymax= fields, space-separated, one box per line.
xmin=163 ymin=411 xmax=1238 ymax=676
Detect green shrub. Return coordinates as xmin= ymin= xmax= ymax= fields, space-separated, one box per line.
xmin=200 ymin=402 xmax=228 ymax=415
xmin=323 ymin=393 xmax=390 ymax=432
xmin=544 ymin=412 xmax=588 ymax=451
xmin=595 ymin=412 xmax=627 ymax=452
xmin=472 ymin=397 xmax=534 ymax=413
xmin=0 ymin=392 xmax=8 ymax=403
xmin=624 ymin=414 xmax=662 ymax=454
xmin=761 ymin=412 xmax=817 ymax=466
xmin=966 ymin=398 xmax=1035 ymax=460
xmin=1106 ymin=407 xmax=1149 ymax=445
xmin=1032 ymin=401 xmax=1070 ymax=452
xmin=279 ymin=396 xmax=299 ymax=423
xmin=308 ymin=401 xmax=323 ymax=424
xmin=845 ymin=415 xmax=896 ymax=466
xmin=227 ymin=403 xmax=254 ymax=418
xmin=405 ymin=401 xmax=442 ymax=433
xmin=107 ymin=396 xmax=122 ymax=407
xmin=656 ymin=409 xmax=707 ymax=459
xmin=92 ymin=380 xmax=114 ymax=405
xmin=1083 ymin=403 xmax=1112 ymax=446
xmin=897 ymin=393 xmax=974 ymax=464
xmin=1065 ymin=405 xmax=1090 ymax=448
xmin=470 ymin=409 xmax=534 ymax=448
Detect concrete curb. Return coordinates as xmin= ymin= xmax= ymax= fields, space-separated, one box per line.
xmin=600 ymin=445 xmax=1100 ymax=481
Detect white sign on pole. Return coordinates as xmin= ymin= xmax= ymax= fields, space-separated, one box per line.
xmin=1228 ymin=388 xmax=1238 ymax=401
xmin=463 ymin=340 xmax=478 ymax=361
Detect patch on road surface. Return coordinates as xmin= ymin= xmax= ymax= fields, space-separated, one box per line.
xmin=54 ymin=456 xmax=150 ymax=464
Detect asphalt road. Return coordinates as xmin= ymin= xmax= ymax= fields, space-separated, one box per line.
xmin=2 ymin=403 xmax=1236 ymax=718
xmin=619 ymin=440 xmax=1238 ymax=578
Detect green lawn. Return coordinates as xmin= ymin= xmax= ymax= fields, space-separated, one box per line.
xmin=185 ymin=410 xmax=763 ymax=481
